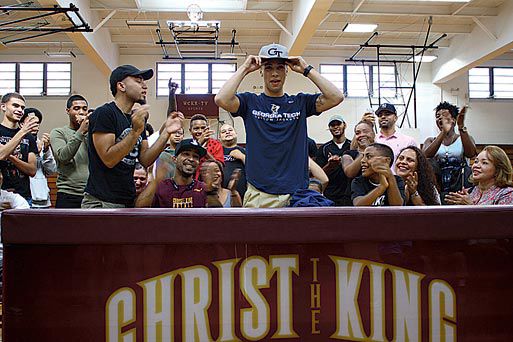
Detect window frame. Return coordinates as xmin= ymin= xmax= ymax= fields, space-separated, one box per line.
xmin=156 ymin=62 xmax=237 ymax=96
xmin=468 ymin=66 xmax=513 ymax=100
xmin=319 ymin=63 xmax=398 ymax=99
xmin=0 ymin=61 xmax=72 ymax=97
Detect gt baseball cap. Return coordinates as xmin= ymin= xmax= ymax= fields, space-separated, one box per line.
xmin=259 ymin=43 xmax=289 ymax=61
xmin=109 ymin=64 xmax=154 ymax=96
xmin=375 ymin=103 xmax=397 ymax=116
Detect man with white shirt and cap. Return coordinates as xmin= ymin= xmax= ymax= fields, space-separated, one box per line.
xmin=215 ymin=43 xmax=344 ymax=207
xmin=364 ymin=103 xmax=417 ymax=172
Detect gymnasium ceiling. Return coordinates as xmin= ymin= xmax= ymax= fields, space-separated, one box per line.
xmin=0 ymin=0 xmax=511 ymax=83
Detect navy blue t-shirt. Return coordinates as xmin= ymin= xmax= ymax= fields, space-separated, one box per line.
xmin=232 ymin=92 xmax=321 ymax=194
xmin=85 ymin=102 xmax=147 ymax=205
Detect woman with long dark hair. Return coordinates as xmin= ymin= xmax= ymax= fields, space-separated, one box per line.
xmin=395 ymin=146 xmax=440 ymax=205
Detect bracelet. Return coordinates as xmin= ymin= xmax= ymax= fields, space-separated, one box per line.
xmin=411 ymin=190 xmax=420 ymax=198
xmin=303 ymin=65 xmax=314 ymax=77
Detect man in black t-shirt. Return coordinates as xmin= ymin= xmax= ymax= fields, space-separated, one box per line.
xmin=0 ymin=93 xmax=39 ymax=201
xmin=82 ymin=65 xmax=184 ymax=208
xmin=316 ymin=115 xmax=351 ymax=206
xmin=219 ymin=123 xmax=247 ymax=198
xmin=351 ymin=143 xmax=405 ymax=206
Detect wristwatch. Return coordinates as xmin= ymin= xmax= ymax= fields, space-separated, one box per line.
xmin=303 ymin=65 xmax=314 ymax=77
xmin=459 ymin=126 xmax=468 ymax=134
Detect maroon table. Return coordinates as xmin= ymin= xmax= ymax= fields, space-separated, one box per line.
xmin=2 ymin=206 xmax=513 ymax=341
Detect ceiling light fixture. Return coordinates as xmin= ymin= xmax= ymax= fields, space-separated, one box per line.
xmin=126 ymin=20 xmax=160 ymax=28
xmin=219 ymin=52 xmax=247 ymax=59
xmin=44 ymin=51 xmax=77 ymax=58
xmin=343 ymin=23 xmax=378 ymax=33
xmin=408 ymin=55 xmax=438 ymax=63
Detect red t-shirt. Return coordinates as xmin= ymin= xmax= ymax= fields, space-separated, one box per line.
xmin=195 ymin=138 xmax=225 ymax=179
xmin=151 ymin=179 xmax=207 ymax=208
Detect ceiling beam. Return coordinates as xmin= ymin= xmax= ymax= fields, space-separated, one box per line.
xmin=280 ymin=0 xmax=336 ymax=56
xmin=36 ymin=0 xmax=118 ymax=77
xmin=432 ymin=0 xmax=513 ymax=84
xmin=267 ymin=11 xmax=292 ymax=37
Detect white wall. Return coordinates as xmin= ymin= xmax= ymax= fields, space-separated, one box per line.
xmin=1 ymin=53 xmax=512 ymax=145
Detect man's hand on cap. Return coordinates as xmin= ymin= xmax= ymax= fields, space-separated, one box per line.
xmin=286 ymin=56 xmax=308 ymax=74
xmin=242 ymin=55 xmax=261 ymax=74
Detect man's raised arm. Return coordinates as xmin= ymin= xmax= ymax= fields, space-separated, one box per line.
xmin=215 ymin=55 xmax=261 ymax=113
xmin=286 ymin=57 xmax=344 ymax=113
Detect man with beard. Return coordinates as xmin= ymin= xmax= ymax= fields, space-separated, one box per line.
xmin=219 ymin=123 xmax=247 ymax=198
xmin=373 ymin=103 xmax=416 ymax=171
xmin=316 ymin=115 xmax=351 ymax=206
xmin=0 ymin=93 xmax=39 ymax=202
xmin=82 ymin=65 xmax=183 ymax=208
xmin=135 ymin=139 xmax=208 ymax=208
xmin=215 ymin=43 xmax=344 ymax=207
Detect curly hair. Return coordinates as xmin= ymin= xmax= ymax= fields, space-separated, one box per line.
xmin=399 ymin=146 xmax=439 ymax=205
xmin=435 ymin=101 xmax=459 ymax=118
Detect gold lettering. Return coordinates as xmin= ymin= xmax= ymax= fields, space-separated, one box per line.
xmin=311 ymin=309 xmax=321 ymax=335
xmin=270 ymin=255 xmax=299 ymax=338
xmin=106 ymin=288 xmax=136 ymax=342
xmin=310 ymin=284 xmax=321 ymax=309
xmin=429 ymin=280 xmax=456 ymax=342
xmin=311 ymin=258 xmax=319 ymax=282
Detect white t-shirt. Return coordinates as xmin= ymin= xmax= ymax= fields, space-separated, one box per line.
xmin=0 ymin=189 xmax=30 ymax=243
xmin=0 ymin=189 xmax=30 ymax=210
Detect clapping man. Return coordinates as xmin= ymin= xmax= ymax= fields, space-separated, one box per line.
xmin=82 ymin=65 xmax=183 ymax=208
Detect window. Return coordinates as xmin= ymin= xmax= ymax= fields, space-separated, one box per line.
xmin=373 ymin=66 xmax=397 ymax=99
xmin=319 ymin=64 xmax=398 ymax=98
xmin=469 ymin=67 xmax=490 ymax=99
xmin=0 ymin=62 xmax=71 ymax=97
xmin=156 ymin=62 xmax=236 ymax=96
xmin=346 ymin=65 xmax=370 ymax=97
xmin=469 ymin=66 xmax=513 ymax=99
xmin=0 ymin=63 xmax=16 ymax=95
xmin=318 ymin=65 xmax=344 ymax=93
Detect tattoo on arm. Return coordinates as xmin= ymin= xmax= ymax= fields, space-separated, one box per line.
xmin=315 ymin=95 xmax=326 ymax=112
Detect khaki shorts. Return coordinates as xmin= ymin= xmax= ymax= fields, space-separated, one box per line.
xmin=81 ymin=193 xmax=128 ymax=209
xmin=243 ymin=183 xmax=291 ymax=208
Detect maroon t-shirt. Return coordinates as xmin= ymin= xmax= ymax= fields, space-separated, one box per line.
xmin=151 ymin=179 xmax=207 ymax=208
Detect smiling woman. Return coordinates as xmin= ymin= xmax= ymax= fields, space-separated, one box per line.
xmin=395 ymin=146 xmax=440 ymax=206
xmin=445 ymin=145 xmax=513 ymax=205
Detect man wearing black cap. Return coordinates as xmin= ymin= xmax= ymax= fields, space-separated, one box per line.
xmin=82 ymin=65 xmax=184 ymax=208
xmin=372 ymin=103 xmax=417 ymax=171
xmin=215 ymin=43 xmax=344 ymax=208
xmin=135 ymin=139 xmax=209 ymax=208
xmin=316 ymin=114 xmax=352 ymax=206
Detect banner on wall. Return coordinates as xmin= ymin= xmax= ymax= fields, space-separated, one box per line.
xmin=4 ymin=241 xmax=513 ymax=341
xmin=176 ymin=94 xmax=219 ymax=118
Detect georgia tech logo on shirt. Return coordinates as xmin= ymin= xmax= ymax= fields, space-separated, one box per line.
xmin=268 ymin=47 xmax=284 ymax=57
xmin=271 ymin=104 xmax=280 ymax=115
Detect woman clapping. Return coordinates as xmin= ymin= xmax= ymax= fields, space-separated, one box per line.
xmin=395 ymin=146 xmax=440 ymax=205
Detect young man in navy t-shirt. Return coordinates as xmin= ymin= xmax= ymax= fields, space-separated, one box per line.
xmin=215 ymin=43 xmax=344 ymax=207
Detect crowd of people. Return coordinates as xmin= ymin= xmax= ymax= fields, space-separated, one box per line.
xmin=1 ymin=43 xmax=512 ymax=211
